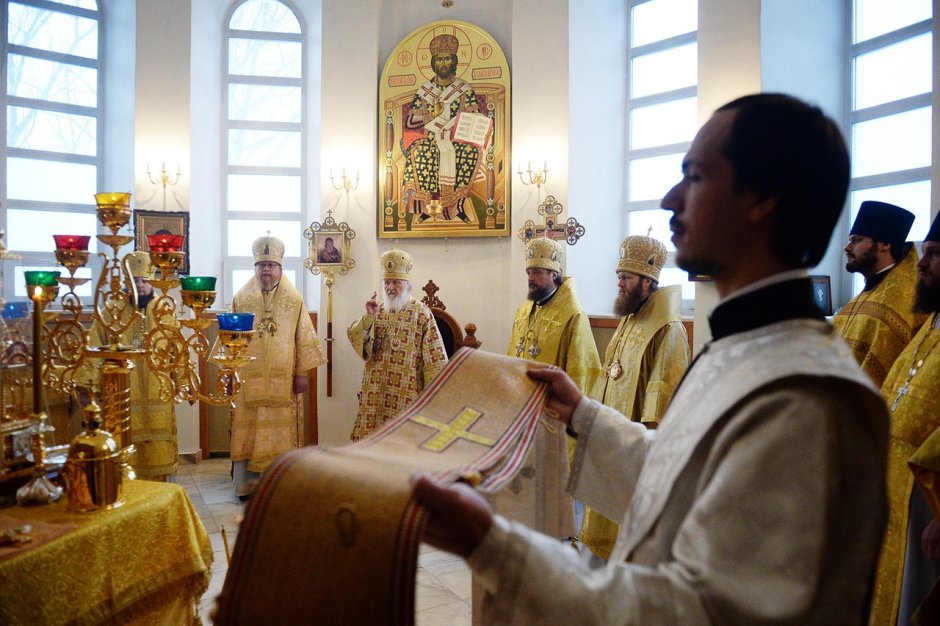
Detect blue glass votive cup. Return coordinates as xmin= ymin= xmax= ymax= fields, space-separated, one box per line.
xmin=2 ymin=301 xmax=30 ymax=319
xmin=217 ymin=313 xmax=255 ymax=331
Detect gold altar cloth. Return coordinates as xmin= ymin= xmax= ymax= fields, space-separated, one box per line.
xmin=215 ymin=348 xmax=549 ymax=625
xmin=0 ymin=480 xmax=212 ymax=626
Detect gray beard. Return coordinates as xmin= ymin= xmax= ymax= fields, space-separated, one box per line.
xmin=384 ymin=290 xmax=411 ymax=313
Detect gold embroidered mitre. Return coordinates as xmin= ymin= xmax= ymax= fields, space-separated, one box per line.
xmin=618 ymin=235 xmax=667 ymax=282
xmin=128 ymin=251 xmax=154 ymax=279
xmin=381 ymin=249 xmax=413 ymax=280
xmin=252 ymin=235 xmax=285 ymax=266
xmin=525 ymin=238 xmax=563 ymax=273
xmin=429 ymin=33 xmax=459 ymax=56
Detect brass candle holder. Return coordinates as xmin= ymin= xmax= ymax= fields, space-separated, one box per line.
xmin=19 ymin=191 xmax=254 ymax=499
xmin=215 ymin=330 xmax=254 ymax=370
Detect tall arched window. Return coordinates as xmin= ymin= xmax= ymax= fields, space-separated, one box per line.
xmin=223 ymin=0 xmax=305 ymax=296
xmin=2 ymin=0 xmax=101 ymax=299
xmin=625 ymin=0 xmax=697 ymax=306
xmin=847 ymin=0 xmax=934 ymax=294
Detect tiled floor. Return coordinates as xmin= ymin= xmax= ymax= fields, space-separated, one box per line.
xmin=175 ymin=457 xmax=472 ymax=625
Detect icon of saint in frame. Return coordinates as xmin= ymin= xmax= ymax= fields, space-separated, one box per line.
xmin=379 ymin=20 xmax=511 ymax=238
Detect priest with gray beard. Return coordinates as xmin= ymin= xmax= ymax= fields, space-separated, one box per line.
xmin=347 ymin=249 xmax=448 ymax=441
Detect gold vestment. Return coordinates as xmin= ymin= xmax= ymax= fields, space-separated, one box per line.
xmin=870 ymin=313 xmax=940 ymax=625
xmin=230 ymin=277 xmax=325 ymax=473
xmin=507 ymin=278 xmax=602 ymax=394
xmin=580 ymin=285 xmax=690 ymax=558
xmin=79 ymin=299 xmax=181 ymax=480
xmin=502 ymin=278 xmax=602 ymax=539
xmin=833 ymin=248 xmax=927 ymax=387
xmin=348 ymin=296 xmax=448 ymax=441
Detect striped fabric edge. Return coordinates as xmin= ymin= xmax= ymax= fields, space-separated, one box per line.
xmin=214 ymin=446 xmax=312 ymax=622
xmin=391 ymin=500 xmax=428 ymax=626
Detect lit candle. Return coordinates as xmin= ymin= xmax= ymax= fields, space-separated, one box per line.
xmin=217 ymin=313 xmax=255 ymax=331
xmin=30 ymin=286 xmax=45 ymax=413
xmin=180 ymin=276 xmax=217 ymax=292
xmin=24 ymin=271 xmax=61 ymax=287
xmin=52 ymin=234 xmax=91 ymax=251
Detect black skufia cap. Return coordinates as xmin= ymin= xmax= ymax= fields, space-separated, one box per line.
xmin=926 ymin=212 xmax=940 ymax=244
xmin=850 ymin=201 xmax=915 ymax=247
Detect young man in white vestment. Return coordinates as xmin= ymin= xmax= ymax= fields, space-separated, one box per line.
xmin=413 ymin=93 xmax=890 ymax=625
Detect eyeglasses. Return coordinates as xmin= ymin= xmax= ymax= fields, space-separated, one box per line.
xmin=256 ymin=263 xmax=280 ymax=270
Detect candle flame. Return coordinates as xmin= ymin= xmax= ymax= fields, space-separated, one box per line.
xmin=33 ymin=286 xmax=42 ymax=299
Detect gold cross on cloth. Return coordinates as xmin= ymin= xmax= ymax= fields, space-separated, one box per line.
xmin=411 ymin=408 xmax=496 ymax=452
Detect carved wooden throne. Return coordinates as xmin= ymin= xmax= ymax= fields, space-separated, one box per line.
xmin=421 ymin=280 xmax=482 ymax=357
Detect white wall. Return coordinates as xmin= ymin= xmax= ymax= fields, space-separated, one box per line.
xmin=568 ymin=0 xmax=628 ymax=315
xmin=761 ymin=0 xmax=848 ymax=305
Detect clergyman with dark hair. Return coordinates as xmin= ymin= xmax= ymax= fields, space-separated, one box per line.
xmin=412 ymin=93 xmax=890 ymax=624
xmin=832 ymin=200 xmax=928 ymax=386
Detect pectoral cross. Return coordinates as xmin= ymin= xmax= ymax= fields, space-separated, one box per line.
xmin=891 ymin=382 xmax=910 ymax=412
xmin=411 ymin=408 xmax=496 ymax=452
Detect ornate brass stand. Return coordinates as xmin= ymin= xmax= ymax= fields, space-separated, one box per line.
xmin=18 ymin=192 xmax=254 ymax=500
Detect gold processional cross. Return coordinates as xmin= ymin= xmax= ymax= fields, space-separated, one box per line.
xmin=516 ymin=195 xmax=585 ymax=246
xmin=410 ymin=407 xmax=496 ymax=452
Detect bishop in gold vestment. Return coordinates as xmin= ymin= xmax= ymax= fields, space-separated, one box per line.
xmin=502 ymin=238 xmax=602 ymax=539
xmin=870 ymin=217 xmax=940 ymax=626
xmin=833 ymin=200 xmax=926 ymax=386
xmin=78 ymin=252 xmax=181 ymax=481
xmin=579 ymin=235 xmax=690 ymax=559
xmin=229 ymin=236 xmax=325 ymax=497
xmin=348 ymin=249 xmax=447 ymax=441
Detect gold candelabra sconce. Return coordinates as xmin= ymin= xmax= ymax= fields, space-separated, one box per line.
xmin=2 ymin=192 xmax=256 ymax=508
xmin=146 ymin=162 xmax=182 ymax=211
xmin=517 ymin=161 xmax=548 ymax=199
xmin=329 ymin=169 xmax=360 ymax=195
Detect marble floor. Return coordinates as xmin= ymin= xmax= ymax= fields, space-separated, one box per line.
xmin=175 ymin=457 xmax=472 ymax=625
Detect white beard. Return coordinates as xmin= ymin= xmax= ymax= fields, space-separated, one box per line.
xmin=384 ymin=287 xmax=411 ymax=313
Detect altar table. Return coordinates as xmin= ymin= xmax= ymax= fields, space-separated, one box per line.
xmin=0 ymin=480 xmax=212 ymax=625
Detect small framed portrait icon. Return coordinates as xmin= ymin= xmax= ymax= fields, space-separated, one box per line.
xmin=315 ymin=234 xmax=343 ymax=265
xmin=304 ymin=216 xmax=356 ymax=278
xmin=810 ymin=275 xmax=832 ymax=315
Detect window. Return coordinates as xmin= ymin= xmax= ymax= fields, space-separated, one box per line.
xmin=2 ymin=0 xmax=101 ymax=299
xmin=625 ymin=0 xmax=697 ymax=304
xmin=848 ymin=0 xmax=933 ymax=294
xmin=223 ymin=0 xmax=305 ymax=299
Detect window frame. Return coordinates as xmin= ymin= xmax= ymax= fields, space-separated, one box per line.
xmin=1 ymin=0 xmax=104 ymax=303
xmin=221 ymin=0 xmax=307 ymax=304
xmin=625 ymin=0 xmax=697 ymax=312
xmin=845 ymin=4 xmax=933 ymax=298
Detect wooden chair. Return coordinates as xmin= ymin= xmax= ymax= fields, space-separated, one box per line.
xmin=420 ymin=280 xmax=482 ymax=357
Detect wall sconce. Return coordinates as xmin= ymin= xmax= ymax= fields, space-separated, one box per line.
xmin=329 ymin=169 xmax=360 ymax=195
xmin=146 ymin=162 xmax=182 ymax=211
xmin=517 ymin=161 xmax=548 ymax=196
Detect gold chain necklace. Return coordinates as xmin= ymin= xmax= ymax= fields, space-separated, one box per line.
xmin=891 ymin=314 xmax=940 ymax=412
xmin=604 ymin=316 xmax=635 ymax=380
xmin=257 ymin=289 xmax=278 ymax=338
xmin=840 ymin=287 xmax=875 ymax=338
xmin=515 ymin=304 xmax=544 ymax=359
